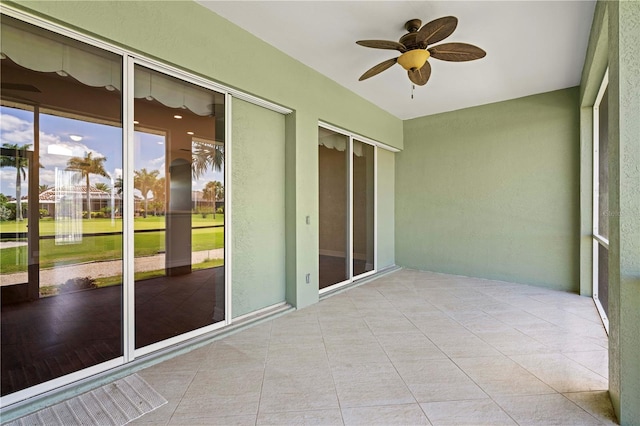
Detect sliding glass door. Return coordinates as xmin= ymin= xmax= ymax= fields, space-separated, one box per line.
xmin=0 ymin=13 xmax=228 ymax=403
xmin=318 ymin=125 xmax=376 ymax=291
xmin=1 ymin=15 xmax=124 ymax=397
xmin=132 ymin=64 xmax=226 ymax=351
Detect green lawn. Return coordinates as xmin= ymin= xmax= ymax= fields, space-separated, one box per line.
xmin=0 ymin=215 xmax=224 ymax=274
xmin=0 ymin=214 xmax=224 ymax=235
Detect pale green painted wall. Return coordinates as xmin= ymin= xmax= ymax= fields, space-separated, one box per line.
xmin=231 ymin=99 xmax=286 ymax=317
xmin=4 ymin=0 xmax=401 ymax=311
xmin=377 ymin=148 xmax=395 ymax=269
xmin=398 ymin=88 xmax=580 ymax=291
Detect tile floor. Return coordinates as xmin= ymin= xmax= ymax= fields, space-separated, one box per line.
xmin=131 ymin=269 xmax=616 ymax=425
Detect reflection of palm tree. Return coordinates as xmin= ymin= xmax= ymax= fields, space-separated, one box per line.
xmin=134 ymin=168 xmax=159 ymax=218
xmin=114 ymin=177 xmax=123 ymax=195
xmin=151 ymin=176 xmax=166 ymax=215
xmin=66 ymin=152 xmax=109 ymax=217
xmin=192 ymin=140 xmax=224 ymax=179
xmin=1 ymin=143 xmax=31 ymax=221
xmin=202 ymin=180 xmax=223 ymax=218
xmin=94 ymin=182 xmax=110 ymax=192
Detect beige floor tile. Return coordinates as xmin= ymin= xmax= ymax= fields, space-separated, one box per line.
xmin=432 ymin=335 xmax=503 ymax=358
xmin=474 ymin=329 xmax=556 ymax=356
xmin=363 ymin=315 xmax=420 ymax=335
xmin=335 ymin=376 xmax=415 ymax=408
xmin=172 ymin=391 xmax=261 ymax=418
xmin=453 ymin=356 xmax=555 ymax=397
xmin=168 ymin=414 xmax=257 ymax=425
xmin=375 ymin=331 xmax=446 ymax=362
xmin=394 ymin=359 xmax=489 ymax=403
xmin=510 ymin=353 xmax=608 ymax=393
xmin=259 ymin=372 xmax=339 ymax=413
xmin=342 ymin=403 xmax=430 ymax=425
xmin=563 ymin=391 xmax=617 ymax=424
xmin=494 ymin=393 xmax=602 ymax=425
xmin=420 ymin=399 xmax=516 ymax=425
xmin=257 ymin=408 xmax=344 ymax=425
xmin=563 ymin=350 xmax=608 ymax=379
xmin=325 ymin=341 xmax=390 ymax=366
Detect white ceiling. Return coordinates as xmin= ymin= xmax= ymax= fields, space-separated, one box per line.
xmin=198 ymin=1 xmax=596 ymax=120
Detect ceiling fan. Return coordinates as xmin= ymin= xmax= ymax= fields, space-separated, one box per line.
xmin=356 ymin=16 xmax=486 ymax=87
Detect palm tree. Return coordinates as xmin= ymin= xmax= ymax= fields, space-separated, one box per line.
xmin=66 ymin=152 xmax=109 ymax=217
xmin=202 ymin=180 xmax=223 ymax=218
xmin=114 ymin=177 xmax=123 ymax=195
xmin=39 ymin=184 xmax=52 ymax=193
xmin=134 ymin=168 xmax=159 ymax=218
xmin=151 ymin=176 xmax=166 ymax=216
xmin=1 ymin=143 xmax=31 ymax=221
xmin=192 ymin=140 xmax=224 ymax=179
xmin=94 ymin=182 xmax=110 ymax=192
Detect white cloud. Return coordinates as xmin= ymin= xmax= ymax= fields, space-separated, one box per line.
xmin=0 ymin=114 xmax=31 ymax=133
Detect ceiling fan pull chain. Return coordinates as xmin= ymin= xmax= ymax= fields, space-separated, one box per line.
xmin=411 ymin=83 xmax=415 ymax=99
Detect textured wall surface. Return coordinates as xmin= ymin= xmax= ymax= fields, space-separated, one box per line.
xmin=398 ymin=88 xmax=580 ymax=291
xmin=377 ymin=148 xmax=396 ymax=269
xmin=231 ymin=99 xmax=286 ymax=317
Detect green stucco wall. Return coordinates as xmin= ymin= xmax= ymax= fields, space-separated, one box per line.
xmin=231 ymin=98 xmax=286 ymax=317
xmin=397 ymin=88 xmax=580 ymax=291
xmin=377 ymin=148 xmax=395 ymax=269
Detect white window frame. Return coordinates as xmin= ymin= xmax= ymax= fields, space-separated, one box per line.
xmin=592 ymin=68 xmax=609 ymax=333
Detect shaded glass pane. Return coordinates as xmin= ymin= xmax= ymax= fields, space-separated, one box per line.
xmin=353 ymin=140 xmax=375 ymax=277
xmin=598 ymin=243 xmax=609 ymax=317
xmin=318 ymin=128 xmax=348 ymax=288
xmin=1 ymin=15 xmax=122 ymax=396
xmin=133 ymin=65 xmax=225 ymax=349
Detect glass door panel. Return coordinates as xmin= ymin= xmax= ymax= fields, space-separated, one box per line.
xmin=353 ymin=140 xmax=375 ymax=278
xmin=133 ymin=65 xmax=225 ymax=349
xmin=318 ymin=128 xmax=349 ymax=289
xmin=1 ymin=14 xmax=123 ymax=396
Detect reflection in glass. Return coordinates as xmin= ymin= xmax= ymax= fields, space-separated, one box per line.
xmin=1 ymin=15 xmax=123 ymax=396
xmin=598 ymin=244 xmax=609 ymax=317
xmin=318 ymin=128 xmax=349 ymax=288
xmin=133 ymin=65 xmax=225 ymax=349
xmin=353 ymin=141 xmax=375 ymax=277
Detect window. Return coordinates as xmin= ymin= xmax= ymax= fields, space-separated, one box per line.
xmin=318 ymin=124 xmax=377 ymax=292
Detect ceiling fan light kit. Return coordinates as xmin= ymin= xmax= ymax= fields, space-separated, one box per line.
xmin=397 ymin=49 xmax=430 ymax=71
xmin=356 ymin=16 xmax=486 ymax=88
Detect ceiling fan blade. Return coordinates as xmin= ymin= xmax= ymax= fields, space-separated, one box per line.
xmin=407 ymin=61 xmax=431 ymax=86
xmin=416 ymin=16 xmax=458 ymax=46
xmin=429 ymin=43 xmax=486 ymax=61
xmin=358 ymin=57 xmax=398 ymax=81
xmin=1 ymin=83 xmax=41 ymax=93
xmin=356 ymin=40 xmax=407 ymax=53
